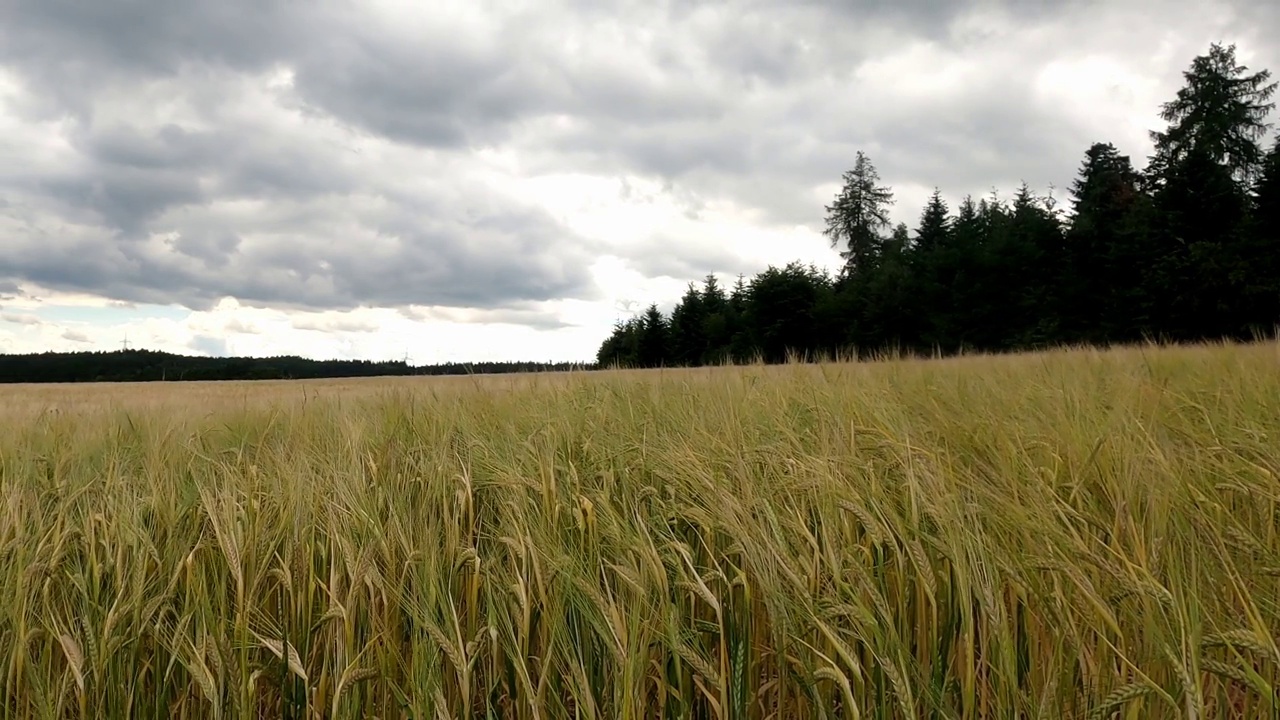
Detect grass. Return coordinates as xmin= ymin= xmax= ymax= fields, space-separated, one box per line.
xmin=1 ymin=341 xmax=1278 ymax=719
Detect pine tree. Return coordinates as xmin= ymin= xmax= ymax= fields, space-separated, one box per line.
xmin=744 ymin=263 xmax=832 ymax=363
xmin=637 ymin=305 xmax=670 ymax=368
xmin=701 ymin=274 xmax=726 ymax=312
xmin=669 ymin=284 xmax=707 ymax=366
xmin=1245 ymin=138 xmax=1280 ymax=333
xmin=1007 ymin=183 xmax=1066 ymax=345
xmin=1065 ymin=142 xmax=1151 ymax=343
xmin=728 ymin=275 xmax=753 ymax=363
xmin=910 ymin=190 xmax=954 ymax=352
xmin=1146 ymin=43 xmax=1275 ymax=340
xmin=914 ymin=190 xmax=951 ymax=254
xmin=860 ymin=223 xmax=917 ymax=353
xmin=823 ymin=151 xmax=895 ymax=276
xmin=885 ymin=222 xmax=911 ymax=257
xmin=596 ymin=317 xmax=642 ymax=368
xmin=1254 ymin=138 xmax=1280 ymax=247
xmin=1150 ymin=43 xmax=1277 ymax=185
xmin=941 ymin=196 xmax=986 ymax=351
xmin=698 ymin=274 xmax=732 ymax=364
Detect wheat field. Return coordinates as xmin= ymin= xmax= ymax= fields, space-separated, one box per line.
xmin=1 ymin=343 xmax=1278 ymax=719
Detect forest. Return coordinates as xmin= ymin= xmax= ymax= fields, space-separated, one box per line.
xmin=597 ymin=43 xmax=1280 ymax=367
xmin=0 ymin=349 xmax=588 ymax=384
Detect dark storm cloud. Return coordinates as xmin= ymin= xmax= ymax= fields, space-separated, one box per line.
xmin=168 ymin=231 xmax=242 ymax=268
xmin=0 ymin=1 xmax=602 ymax=313
xmin=47 ymin=120 xmax=358 ymax=225
xmin=0 ymin=0 xmax=311 ymax=92
xmin=85 ymin=123 xmax=223 ymax=171
xmin=40 ymin=171 xmax=206 ymax=235
xmin=4 ymin=195 xmax=598 ymax=312
xmin=283 ymin=1 xmax=729 ymax=151
xmin=286 ymin=18 xmax=541 ymax=149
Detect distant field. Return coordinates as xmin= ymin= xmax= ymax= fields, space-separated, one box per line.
xmin=2 ymin=343 xmax=1278 ymax=718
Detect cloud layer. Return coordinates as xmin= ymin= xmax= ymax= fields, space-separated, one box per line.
xmin=2 ymin=0 xmax=1277 ymax=359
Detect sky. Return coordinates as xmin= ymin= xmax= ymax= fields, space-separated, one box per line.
xmin=1 ymin=0 xmax=1277 ymax=364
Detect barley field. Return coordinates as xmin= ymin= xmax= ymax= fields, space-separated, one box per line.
xmin=2 ymin=343 xmax=1278 ymax=719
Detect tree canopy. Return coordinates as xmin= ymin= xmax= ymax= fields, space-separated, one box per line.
xmin=598 ymin=43 xmax=1280 ymax=369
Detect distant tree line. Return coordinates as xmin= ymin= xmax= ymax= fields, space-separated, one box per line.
xmin=598 ymin=43 xmax=1280 ymax=367
xmin=0 ymin=349 xmax=591 ymax=384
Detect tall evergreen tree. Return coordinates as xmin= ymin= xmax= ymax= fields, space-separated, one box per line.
xmin=669 ymin=283 xmax=707 ymax=366
xmin=1245 ymin=138 xmax=1280 ymax=332
xmin=823 ymin=151 xmax=895 ymax=276
xmin=699 ymin=274 xmax=733 ymax=365
xmin=728 ymin=275 xmax=754 ymax=362
xmin=596 ymin=317 xmax=641 ymax=367
xmin=1256 ymin=138 xmax=1280 ymax=221
xmin=911 ymin=190 xmax=955 ymax=351
xmin=701 ymin=274 xmax=726 ymax=313
xmin=1149 ymin=43 xmax=1277 ymax=185
xmin=1147 ymin=44 xmax=1276 ymax=340
xmin=960 ymin=192 xmax=1015 ymax=349
xmin=1006 ymin=183 xmax=1067 ymax=345
xmin=885 ymin=222 xmax=911 ymax=257
xmin=914 ymin=190 xmax=952 ymax=254
xmin=744 ymin=263 xmax=832 ymax=363
xmin=637 ymin=305 xmax=670 ymax=368
xmin=942 ymin=196 xmax=986 ymax=351
xmin=1064 ymin=142 xmax=1151 ymax=343
xmin=859 ymin=223 xmax=918 ymax=352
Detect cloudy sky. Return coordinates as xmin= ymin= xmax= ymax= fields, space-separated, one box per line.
xmin=1 ymin=0 xmax=1276 ymax=364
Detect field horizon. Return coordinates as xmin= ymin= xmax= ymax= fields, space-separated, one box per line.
xmin=2 ymin=341 xmax=1278 ymax=718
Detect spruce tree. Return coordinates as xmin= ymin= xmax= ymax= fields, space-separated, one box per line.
xmin=637 ymin=305 xmax=670 ymax=368
xmin=861 ymin=223 xmax=917 ymax=352
xmin=823 ymin=151 xmax=895 ymax=276
xmin=1065 ymin=142 xmax=1151 ymax=343
xmin=914 ymin=190 xmax=952 ymax=254
xmin=1246 ymin=138 xmax=1280 ymax=333
xmin=1147 ymin=43 xmax=1275 ymax=340
xmin=1150 ymin=43 xmax=1277 ymax=184
xmin=910 ymin=190 xmax=954 ymax=351
xmin=667 ymin=284 xmax=705 ymax=366
xmin=942 ymin=196 xmax=985 ymax=352
xmin=699 ymin=274 xmax=732 ymax=364
xmin=1007 ymin=183 xmax=1066 ymax=345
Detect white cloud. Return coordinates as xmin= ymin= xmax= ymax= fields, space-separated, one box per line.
xmin=1 ymin=312 xmax=44 ymax=326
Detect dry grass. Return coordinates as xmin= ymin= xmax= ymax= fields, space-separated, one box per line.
xmin=1 ymin=342 xmax=1278 ymax=718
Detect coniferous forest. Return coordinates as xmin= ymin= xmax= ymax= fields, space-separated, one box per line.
xmin=0 ymin=350 xmax=588 ymax=384
xmin=597 ymin=43 xmax=1280 ymax=368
